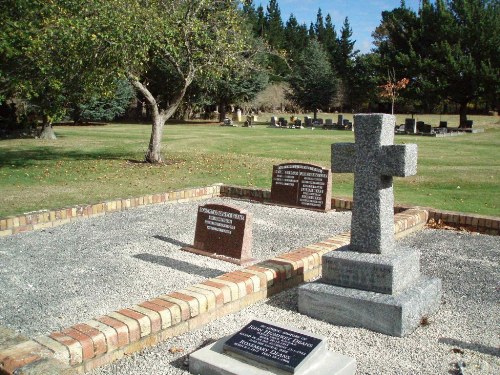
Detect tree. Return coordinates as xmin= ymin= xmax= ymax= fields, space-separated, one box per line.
xmin=74 ymin=80 xmax=135 ymax=123
xmin=378 ymin=69 xmax=410 ymax=114
xmin=287 ymin=39 xmax=337 ymax=119
xmin=284 ymin=15 xmax=309 ymax=56
xmin=374 ymin=0 xmax=500 ymax=125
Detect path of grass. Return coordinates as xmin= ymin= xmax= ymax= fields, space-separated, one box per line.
xmin=1 ymin=114 xmax=499 ymax=217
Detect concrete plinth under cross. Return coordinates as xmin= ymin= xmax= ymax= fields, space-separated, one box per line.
xmin=298 ymin=113 xmax=441 ymax=337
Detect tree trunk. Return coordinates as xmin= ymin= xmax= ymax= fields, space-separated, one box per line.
xmin=145 ymin=112 xmax=166 ymax=163
xmin=313 ymin=108 xmax=318 ymax=120
xmin=459 ymin=102 xmax=468 ymax=128
xmin=39 ymin=114 xmax=57 ymax=140
xmin=130 ymin=71 xmax=193 ymax=164
xmin=219 ymin=101 xmax=227 ymax=122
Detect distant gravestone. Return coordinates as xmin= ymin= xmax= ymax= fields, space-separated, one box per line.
xmin=325 ymin=119 xmax=333 ymax=126
xmin=182 ymin=203 xmax=254 ymax=265
xmin=405 ymin=118 xmax=416 ymax=133
xmin=189 ymin=320 xmax=356 ymax=375
xmin=416 ymin=121 xmax=425 ymax=133
xmin=295 ymin=119 xmax=303 ymax=128
xmin=299 ymin=113 xmax=441 ymax=337
xmin=304 ymin=116 xmax=312 ymax=127
xmin=270 ymin=163 xmax=332 ymax=211
xmin=270 ymin=116 xmax=278 ymax=126
xmin=439 ymin=121 xmax=448 ymax=128
xmin=337 ymin=114 xmax=344 ymax=127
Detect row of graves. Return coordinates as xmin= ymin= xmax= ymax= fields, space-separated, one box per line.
xmin=270 ymin=114 xmax=353 ymax=130
xmin=184 ymin=114 xmax=441 ymax=375
xmin=397 ymin=118 xmax=485 ymax=137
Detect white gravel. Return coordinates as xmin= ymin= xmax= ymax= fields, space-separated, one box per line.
xmin=1 ymin=199 xmax=499 ymax=374
xmin=90 ymin=229 xmax=499 ymax=375
xmin=0 ymin=197 xmax=351 ymax=337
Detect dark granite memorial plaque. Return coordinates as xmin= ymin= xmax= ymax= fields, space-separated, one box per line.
xmin=270 ymin=163 xmax=331 ymax=211
xmin=182 ymin=203 xmax=254 ymax=265
xmin=224 ymin=320 xmax=323 ymax=374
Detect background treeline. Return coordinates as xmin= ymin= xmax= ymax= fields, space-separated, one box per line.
xmin=1 ymin=0 xmax=499 ymax=144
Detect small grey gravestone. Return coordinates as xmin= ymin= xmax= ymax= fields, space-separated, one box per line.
xmin=298 ymin=113 xmax=441 ymax=337
xmin=181 ymin=203 xmax=255 ymax=265
xmin=188 ymin=320 xmax=356 ymax=375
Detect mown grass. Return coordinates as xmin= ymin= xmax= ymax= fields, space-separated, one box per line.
xmin=0 ymin=114 xmax=499 ymax=217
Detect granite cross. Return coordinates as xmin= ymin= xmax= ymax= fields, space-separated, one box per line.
xmin=331 ymin=114 xmax=417 ymax=254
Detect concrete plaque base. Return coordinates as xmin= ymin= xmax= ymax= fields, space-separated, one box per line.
xmin=189 ymin=331 xmax=356 ymax=375
xmin=298 ymin=276 xmax=441 ymax=337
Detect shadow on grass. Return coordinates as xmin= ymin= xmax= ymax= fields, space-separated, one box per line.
xmin=0 ymin=146 xmax=132 ymax=168
xmin=133 ymin=253 xmax=223 ymax=279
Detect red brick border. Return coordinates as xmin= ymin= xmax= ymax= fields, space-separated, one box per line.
xmin=0 ymin=185 xmax=222 ymax=238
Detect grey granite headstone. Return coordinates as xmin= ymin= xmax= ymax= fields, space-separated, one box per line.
xmin=298 ymin=113 xmax=441 ymax=337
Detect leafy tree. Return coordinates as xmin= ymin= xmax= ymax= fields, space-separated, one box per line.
xmin=287 ymin=39 xmax=337 ymax=119
xmin=374 ymin=0 xmax=500 ymax=124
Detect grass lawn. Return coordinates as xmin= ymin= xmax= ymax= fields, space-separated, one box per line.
xmin=1 ymin=113 xmax=499 ymax=218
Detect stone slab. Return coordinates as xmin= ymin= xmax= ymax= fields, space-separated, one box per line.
xmin=189 ymin=333 xmax=356 ymax=375
xmin=322 ymin=246 xmax=421 ymax=294
xmin=298 ymin=275 xmax=441 ymax=337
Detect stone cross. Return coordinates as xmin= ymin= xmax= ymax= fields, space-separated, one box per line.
xmin=331 ymin=114 xmax=417 ymax=254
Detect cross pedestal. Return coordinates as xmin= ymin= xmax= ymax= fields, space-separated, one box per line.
xmin=298 ymin=114 xmax=441 ymax=337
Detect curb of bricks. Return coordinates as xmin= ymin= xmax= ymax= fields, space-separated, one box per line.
xmin=0 ymin=184 xmax=498 ymax=238
xmin=1 ymin=208 xmax=428 ymax=374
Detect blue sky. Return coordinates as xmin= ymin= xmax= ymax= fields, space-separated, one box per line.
xmin=260 ymin=0 xmax=421 ymax=53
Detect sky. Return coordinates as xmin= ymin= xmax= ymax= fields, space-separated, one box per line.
xmin=260 ymin=0 xmax=422 ymax=53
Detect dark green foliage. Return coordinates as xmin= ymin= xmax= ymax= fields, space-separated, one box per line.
xmin=374 ymin=0 xmax=500 ymax=122
xmin=287 ymin=39 xmax=337 ymax=118
xmin=76 ymin=80 xmax=135 ymax=123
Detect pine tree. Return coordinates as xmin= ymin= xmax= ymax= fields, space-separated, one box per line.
xmin=287 ymin=39 xmax=337 ymax=119
xmin=315 ymin=8 xmax=325 ymax=42
xmin=265 ymin=0 xmax=285 ymax=48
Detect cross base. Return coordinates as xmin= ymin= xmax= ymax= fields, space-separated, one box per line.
xmin=298 ymin=275 xmax=441 ymax=337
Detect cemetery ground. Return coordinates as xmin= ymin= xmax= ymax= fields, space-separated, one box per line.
xmin=0 ymin=113 xmax=499 ymax=218
xmin=0 ymin=197 xmax=498 ymax=374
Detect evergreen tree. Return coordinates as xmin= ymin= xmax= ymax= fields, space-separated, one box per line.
xmin=287 ymin=39 xmax=337 ymax=119
xmin=255 ymin=4 xmax=266 ymax=37
xmin=323 ymin=14 xmax=339 ymax=67
xmin=315 ymin=8 xmax=326 ymax=42
xmin=374 ymin=0 xmax=500 ymax=123
xmin=284 ymin=14 xmax=309 ymax=59
xmin=265 ymin=0 xmax=285 ymax=48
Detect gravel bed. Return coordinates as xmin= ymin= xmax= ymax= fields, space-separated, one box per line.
xmin=90 ymin=229 xmax=500 ymax=375
xmin=0 ymin=197 xmax=351 ymax=337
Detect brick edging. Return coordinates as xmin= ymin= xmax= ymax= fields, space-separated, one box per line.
xmin=1 ymin=184 xmax=497 ymax=238
xmin=220 ymin=185 xmax=500 ymax=235
xmin=0 ymin=209 xmax=429 ymax=374
xmin=0 ymin=184 xmax=223 ymax=238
